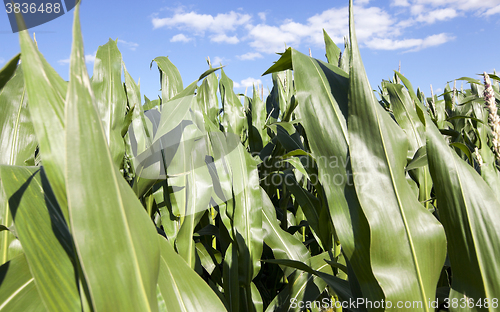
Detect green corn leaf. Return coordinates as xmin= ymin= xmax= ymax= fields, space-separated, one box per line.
xmin=0 ymin=254 xmax=46 ymax=312
xmin=0 ymin=53 xmax=20 ymax=91
xmin=323 ymin=29 xmax=341 ymax=66
xmin=264 ymin=258 xmax=354 ymax=304
xmin=426 ymin=112 xmax=500 ymax=306
xmin=385 ymin=82 xmax=432 ymax=206
xmin=0 ymin=65 xmax=37 ymax=265
xmin=265 ymin=46 xmax=381 ymax=299
xmin=347 ymin=0 xmax=446 ymax=308
xmin=197 ymin=70 xmax=220 ymax=125
xmin=152 ymin=56 xmax=183 ymax=103
xmin=0 ymin=166 xmax=80 ymax=312
xmin=18 ymin=16 xmax=68 ymax=222
xmin=158 ymin=236 xmax=227 ymax=312
xmin=65 ymin=6 xmax=160 ymax=311
xmin=91 ymin=38 xmax=128 ymax=169
xmin=261 ymin=187 xmax=309 ymax=267
xmin=0 ymin=65 xmax=37 ymax=167
xmin=223 ymin=242 xmax=239 ymax=312
xmin=265 ymin=252 xmax=336 ymax=312
xmin=220 ymin=69 xmax=245 ymax=136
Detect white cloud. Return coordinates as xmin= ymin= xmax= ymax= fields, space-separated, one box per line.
xmin=211 ymin=56 xmax=224 ymax=65
xmin=246 ymin=5 xmax=398 ymax=54
xmin=58 ymin=51 xmax=96 ymax=65
xmin=0 ymin=57 xmax=4 ymax=65
xmin=485 ymin=4 xmax=500 ymax=15
xmin=365 ymin=33 xmax=455 ymax=51
xmin=392 ymin=0 xmax=410 ymax=6
xmin=210 ymin=33 xmax=239 ymax=44
xmin=153 ymin=1 xmax=490 ymax=55
xmin=246 ymin=24 xmax=299 ymax=53
xmin=393 ymin=0 xmax=500 ymax=16
xmin=170 ymin=34 xmax=192 ymax=42
xmin=152 ymin=10 xmax=251 ymax=34
xmin=237 ymin=52 xmax=263 ymax=60
xmin=415 ymin=8 xmax=458 ymax=23
xmin=117 ymin=39 xmax=139 ymax=51
xmin=85 ymin=53 xmax=96 ymax=64
xmin=239 ymin=77 xmax=262 ymax=88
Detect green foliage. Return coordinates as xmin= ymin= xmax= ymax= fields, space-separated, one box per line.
xmin=1 ymin=1 xmax=500 ymax=311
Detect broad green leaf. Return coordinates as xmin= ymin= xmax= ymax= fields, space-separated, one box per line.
xmin=157 ymin=236 xmax=227 ymax=312
xmin=426 ymin=112 xmax=500 ymax=306
xmin=18 ymin=19 xmax=68 ymax=222
xmin=91 ymin=38 xmax=128 ymax=169
xmin=220 ymin=69 xmax=245 ymax=136
xmin=226 ymin=136 xmax=263 ymax=286
xmin=0 ymin=65 xmax=37 ymax=265
xmin=385 ymin=82 xmax=432 ymax=206
xmin=223 ymin=242 xmax=239 ymax=312
xmin=347 ymin=0 xmax=446 ymax=308
xmin=0 ymin=53 xmax=20 ymax=90
xmin=323 ymin=29 xmax=341 ymax=66
xmin=0 ymin=66 xmax=36 ymax=167
xmin=281 ymin=170 xmax=331 ymax=251
xmin=65 ymin=7 xmax=160 ymax=311
xmin=152 ymin=56 xmax=183 ymax=103
xmin=265 ymin=47 xmax=380 ymax=299
xmin=406 ymin=146 xmax=428 ymax=171
xmin=339 ymin=37 xmax=350 ymax=73
xmin=0 ymin=166 xmax=80 ymax=311
xmin=0 ymin=254 xmax=46 ymax=312
xmin=197 ymin=70 xmax=219 ymax=124
xmin=173 ymin=125 xmax=213 ymax=268
xmin=262 ymin=48 xmax=292 ymax=76
xmin=261 ymin=187 xmax=309 ymax=268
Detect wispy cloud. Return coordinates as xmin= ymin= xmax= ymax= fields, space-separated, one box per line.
xmin=365 ymin=33 xmax=455 ymax=51
xmin=237 ymin=52 xmax=263 ymax=61
xmin=0 ymin=57 xmax=5 ymax=65
xmin=153 ymin=1 xmax=496 ymax=56
xmin=170 ymin=33 xmax=192 ymax=42
xmin=210 ymin=56 xmax=225 ymax=66
xmin=58 ymin=51 xmax=96 ymax=65
xmin=152 ymin=10 xmax=251 ymax=44
xmin=392 ymin=0 xmax=500 ymax=16
xmin=233 ymin=77 xmax=262 ymax=88
xmin=210 ymin=33 xmax=239 ymax=44
xmin=117 ymin=39 xmax=139 ymax=51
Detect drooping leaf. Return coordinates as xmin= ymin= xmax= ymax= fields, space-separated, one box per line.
xmin=152 ymin=56 xmax=183 ymax=103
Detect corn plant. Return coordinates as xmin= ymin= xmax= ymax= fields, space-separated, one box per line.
xmin=1 ymin=1 xmax=500 ymax=311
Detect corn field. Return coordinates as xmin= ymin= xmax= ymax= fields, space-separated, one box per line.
xmin=1 ymin=1 xmax=500 ymax=311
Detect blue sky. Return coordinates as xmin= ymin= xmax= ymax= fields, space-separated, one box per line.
xmin=1 ymin=0 xmax=499 ymax=101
